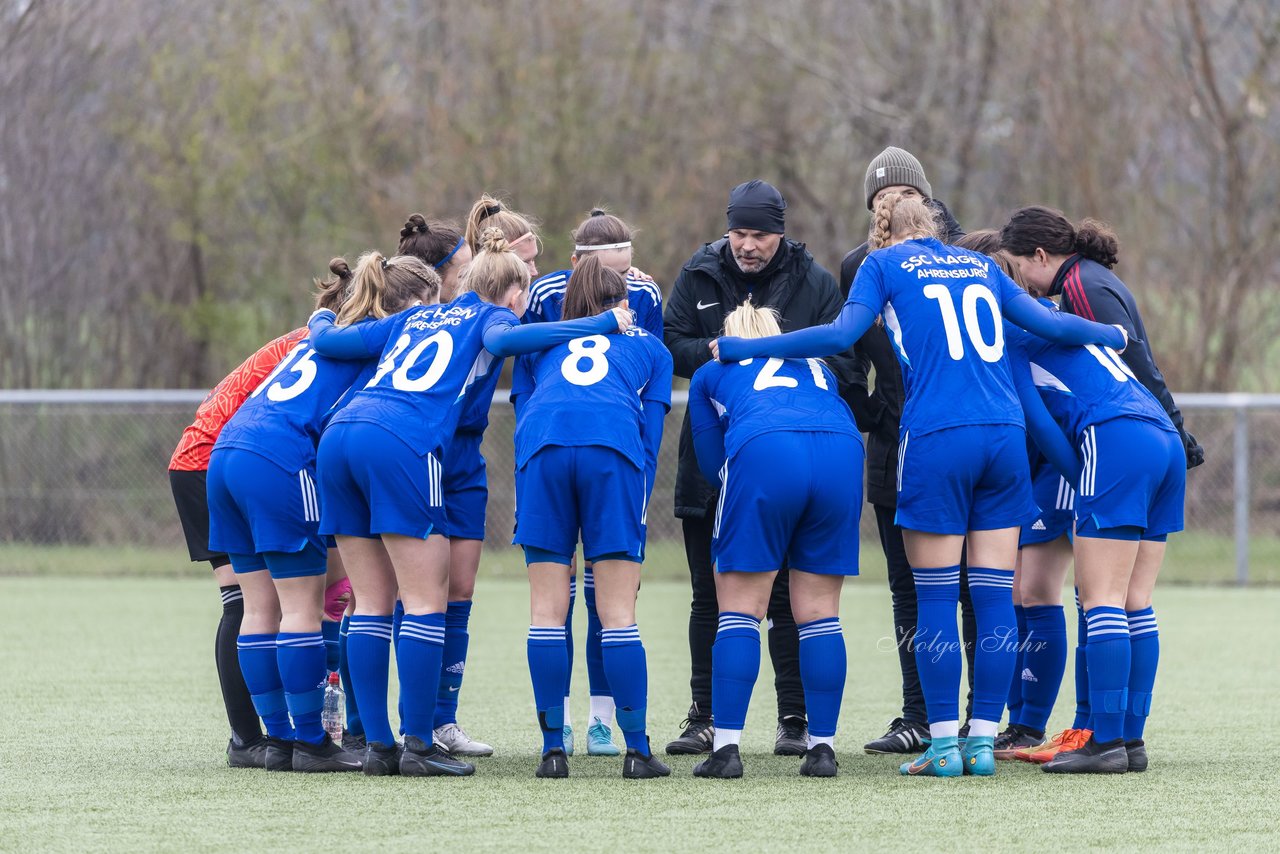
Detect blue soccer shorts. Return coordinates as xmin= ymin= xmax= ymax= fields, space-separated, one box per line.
xmin=713 ymin=430 xmax=863 ymax=576
xmin=206 ymin=447 xmax=327 ymax=578
xmin=895 ymin=423 xmax=1038 ymax=535
xmin=317 ymin=420 xmax=445 ymax=540
xmin=513 ymin=444 xmax=646 ymax=564
xmin=1020 ymin=463 xmax=1076 ymax=547
xmin=442 ymin=430 xmax=488 ymax=541
xmin=1074 ymin=416 xmax=1185 ymax=539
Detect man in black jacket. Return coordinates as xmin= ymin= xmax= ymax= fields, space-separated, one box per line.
xmin=663 ymin=179 xmax=861 ymax=756
xmin=839 ymin=147 xmax=978 ymax=755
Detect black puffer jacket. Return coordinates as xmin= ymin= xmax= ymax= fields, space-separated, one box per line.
xmin=665 ymin=238 xmax=860 ymax=518
xmin=840 ymin=200 xmax=964 ymax=508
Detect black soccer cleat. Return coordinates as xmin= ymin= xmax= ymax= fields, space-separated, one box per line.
xmin=863 ymin=718 xmax=929 ymax=755
xmin=263 ymin=736 xmax=294 ymax=772
xmin=623 ymin=740 xmax=671 ymax=779
xmin=363 ymin=741 xmax=403 ymax=777
xmin=400 ymin=735 xmax=475 ymax=777
xmin=1042 ymin=735 xmax=1129 ymax=774
xmin=227 ymin=736 xmax=268 ymax=769
xmin=342 ymin=730 xmax=367 ymax=753
xmin=693 ymin=744 xmax=744 ymax=779
xmin=1126 ymin=739 xmax=1148 ymax=773
xmin=994 ymin=723 xmax=1045 ymax=760
xmin=535 ymin=748 xmax=570 ymax=778
xmin=292 ymin=734 xmax=363 ymax=773
xmin=665 ymin=704 xmax=715 ymax=755
xmin=799 ymin=743 xmax=839 ymax=777
xmin=774 ymin=716 xmax=808 ymax=756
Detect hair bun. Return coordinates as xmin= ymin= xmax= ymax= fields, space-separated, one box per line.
xmin=329 ymin=257 xmax=352 ymax=279
xmin=401 ymin=213 xmax=430 ymax=239
xmin=479 ymin=226 xmax=509 ymax=254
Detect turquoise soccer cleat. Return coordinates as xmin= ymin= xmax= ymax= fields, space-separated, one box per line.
xmin=899 ymin=736 xmax=963 ymax=777
xmin=586 ymin=719 xmax=621 ymax=756
xmin=563 ymin=725 xmax=575 ymax=757
xmin=961 ymin=735 xmax=996 ymax=776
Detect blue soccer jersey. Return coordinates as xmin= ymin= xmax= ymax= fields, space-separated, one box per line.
xmin=688 ymin=356 xmax=860 ymax=462
xmin=1006 ymin=319 xmax=1176 ymax=447
xmin=213 ymin=334 xmax=374 ymax=473
xmin=514 ymin=328 xmax=673 ymax=471
xmin=849 ymin=239 xmax=1031 ymax=437
xmin=527 ymin=268 xmax=664 ymax=335
xmin=316 ymin=293 xmax=520 ymax=455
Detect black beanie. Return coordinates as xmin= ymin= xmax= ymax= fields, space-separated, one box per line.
xmin=726 ymin=180 xmax=786 ymax=234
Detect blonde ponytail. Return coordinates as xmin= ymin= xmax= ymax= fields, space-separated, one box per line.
xmin=336 ymin=252 xmax=440 ymax=325
xmin=722 ymin=299 xmax=783 ymax=339
xmin=869 ymin=192 xmax=939 ymax=249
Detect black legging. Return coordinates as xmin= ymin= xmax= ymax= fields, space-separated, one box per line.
xmin=682 ymin=498 xmax=805 ymax=722
xmin=874 ymin=503 xmax=976 ymax=725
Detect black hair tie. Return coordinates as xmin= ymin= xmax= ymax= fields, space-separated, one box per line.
xmin=484 ymin=204 xmax=502 ymax=217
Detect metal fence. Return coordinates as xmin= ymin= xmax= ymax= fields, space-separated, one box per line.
xmin=1 ymin=390 xmax=1277 ymax=583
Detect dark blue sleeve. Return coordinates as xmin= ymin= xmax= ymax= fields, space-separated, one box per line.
xmin=308 ymin=311 xmax=399 ymax=360
xmin=1008 ymin=343 xmax=1082 ymax=484
xmin=482 ymin=311 xmax=619 ymax=357
xmin=1003 ymin=286 xmax=1126 ymax=350
xmin=717 ymin=302 xmax=879 ymax=361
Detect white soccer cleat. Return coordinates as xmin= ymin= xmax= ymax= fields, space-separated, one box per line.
xmin=433 ymin=723 xmax=495 ymax=757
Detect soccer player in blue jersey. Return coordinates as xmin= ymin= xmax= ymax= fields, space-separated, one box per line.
xmin=516 ymin=208 xmax=664 ymax=756
xmin=1005 ymin=301 xmax=1185 ymax=774
xmin=206 ymin=253 xmax=440 ymax=773
xmin=512 ymin=254 xmax=672 ymax=779
xmin=309 ymin=230 xmax=632 ymax=778
xmin=395 ymin=213 xmax=494 ymax=757
xmin=715 ymin=192 xmax=1126 ymax=777
xmin=688 ymin=301 xmax=863 ymax=779
xmin=953 ymin=232 xmax=1081 ymax=762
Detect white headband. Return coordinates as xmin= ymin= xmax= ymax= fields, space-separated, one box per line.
xmin=574 ymin=241 xmax=632 ymax=252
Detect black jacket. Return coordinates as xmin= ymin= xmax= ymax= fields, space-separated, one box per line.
xmin=840 ymin=200 xmax=964 ymax=508
xmin=665 ymin=238 xmax=860 ymax=518
xmin=1050 ymin=255 xmax=1204 ymax=468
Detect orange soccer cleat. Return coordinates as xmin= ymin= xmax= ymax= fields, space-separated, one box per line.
xmin=1015 ymin=728 xmax=1092 ymax=764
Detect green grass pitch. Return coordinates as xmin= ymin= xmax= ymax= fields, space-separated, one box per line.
xmin=4 ymin=575 xmax=1279 ymax=852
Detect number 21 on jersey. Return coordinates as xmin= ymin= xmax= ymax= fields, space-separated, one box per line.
xmin=740 ymin=357 xmax=829 ymax=391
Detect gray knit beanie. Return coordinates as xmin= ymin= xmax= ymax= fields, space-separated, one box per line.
xmin=864 ymin=147 xmax=932 ymax=210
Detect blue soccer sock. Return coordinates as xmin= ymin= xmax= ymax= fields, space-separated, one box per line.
xmin=1085 ymin=606 xmax=1131 ymax=743
xmin=434 ymin=600 xmax=472 ymax=729
xmin=912 ymin=566 xmax=962 ymax=734
xmin=1019 ymin=605 xmax=1067 ymax=734
xmin=346 ymin=615 xmax=395 ymax=746
xmin=1072 ymin=590 xmax=1091 ymax=730
xmin=601 ymin=625 xmax=650 ymax=755
xmin=797 ymin=617 xmax=845 ymax=743
xmin=1006 ymin=604 xmax=1027 ymax=724
xmin=236 ymin=633 xmax=292 ymax=739
xmin=966 ymin=568 xmax=1017 ymax=734
xmin=276 ymin=632 xmax=327 ymax=745
xmin=321 ymin=619 xmax=340 ymax=673
xmin=528 ymin=625 xmax=568 ymax=753
xmin=1125 ymin=607 xmax=1159 ymax=741
xmin=563 ymin=575 xmax=577 ymax=717
xmin=712 ymin=612 xmax=762 ymax=748
xmin=337 ymin=616 xmax=362 ymax=736
xmin=583 ymin=566 xmax=612 ymax=705
xmin=396 ymin=612 xmax=446 ymax=743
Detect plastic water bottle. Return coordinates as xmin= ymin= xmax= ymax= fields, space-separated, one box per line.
xmin=322 ymin=672 xmax=345 ymax=744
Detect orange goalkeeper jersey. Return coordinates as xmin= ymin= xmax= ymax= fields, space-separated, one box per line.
xmin=168 ymin=328 xmax=308 ymax=471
